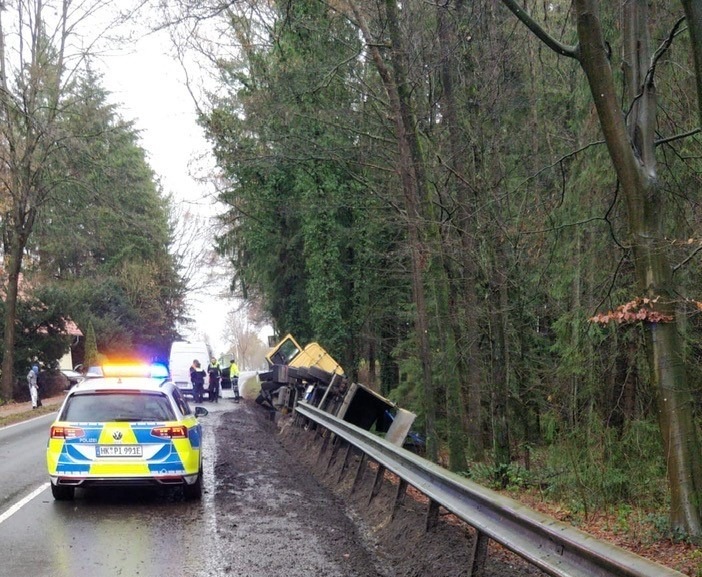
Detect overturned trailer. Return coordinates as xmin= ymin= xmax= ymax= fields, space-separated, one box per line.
xmin=258 ymin=334 xmax=418 ymax=450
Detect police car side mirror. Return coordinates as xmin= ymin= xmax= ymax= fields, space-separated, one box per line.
xmin=194 ymin=406 xmax=209 ymax=417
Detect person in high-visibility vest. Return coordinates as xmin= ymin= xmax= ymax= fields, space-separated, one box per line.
xmin=230 ymin=360 xmax=240 ymax=402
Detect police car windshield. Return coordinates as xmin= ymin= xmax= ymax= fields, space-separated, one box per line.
xmin=61 ymin=392 xmax=176 ymax=422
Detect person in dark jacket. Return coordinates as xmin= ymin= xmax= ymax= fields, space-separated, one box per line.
xmin=190 ymin=360 xmax=206 ymax=402
xmin=207 ymin=357 xmax=221 ymax=402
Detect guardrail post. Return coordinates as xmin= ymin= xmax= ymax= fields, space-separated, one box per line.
xmin=392 ymin=479 xmax=408 ymax=520
xmin=303 ymin=422 xmax=322 ymax=452
xmin=368 ymin=464 xmax=386 ymax=504
xmin=350 ymin=453 xmax=367 ymax=494
xmin=289 ymin=414 xmax=305 ymax=441
xmin=468 ymin=530 xmax=489 ymax=577
xmin=326 ymin=438 xmax=343 ymax=472
xmin=337 ymin=443 xmax=355 ymax=483
xmin=294 ymin=411 xmax=311 ymax=433
xmin=316 ymin=430 xmax=331 ymax=464
xmin=426 ymin=499 xmax=440 ymax=531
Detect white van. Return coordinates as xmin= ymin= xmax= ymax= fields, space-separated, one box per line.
xmin=169 ymin=341 xmax=211 ymax=397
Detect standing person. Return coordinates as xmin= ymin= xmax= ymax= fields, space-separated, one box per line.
xmin=220 ymin=362 xmax=232 ymax=392
xmin=230 ymin=359 xmax=240 ymax=402
xmin=32 ymin=358 xmax=42 ymax=406
xmin=27 ymin=364 xmax=39 ymax=409
xmin=190 ymin=360 xmax=206 ymax=403
xmin=207 ymin=357 xmax=221 ymax=402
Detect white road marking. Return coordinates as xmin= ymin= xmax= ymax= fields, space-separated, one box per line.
xmin=0 ymin=483 xmax=49 ymax=525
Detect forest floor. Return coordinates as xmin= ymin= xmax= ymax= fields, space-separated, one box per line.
xmin=504 ymin=488 xmax=701 ymax=575
xmin=274 ymin=413 xmax=702 ymax=577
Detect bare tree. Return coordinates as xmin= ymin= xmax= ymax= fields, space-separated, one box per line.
xmin=170 ymin=200 xmax=223 ymax=295
xmin=0 ymin=0 xmax=144 ymax=399
xmin=222 ymin=306 xmax=267 ymax=370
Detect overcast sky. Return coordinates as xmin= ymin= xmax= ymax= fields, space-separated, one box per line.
xmin=100 ymin=29 xmax=236 ymax=355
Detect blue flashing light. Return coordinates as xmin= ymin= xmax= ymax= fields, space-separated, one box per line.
xmin=101 ymin=362 xmax=170 ymax=379
xmin=150 ymin=363 xmax=169 ymax=379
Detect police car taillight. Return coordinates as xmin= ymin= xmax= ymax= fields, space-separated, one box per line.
xmin=150 ymin=426 xmax=187 ymax=439
xmin=51 ymin=425 xmax=85 ymax=439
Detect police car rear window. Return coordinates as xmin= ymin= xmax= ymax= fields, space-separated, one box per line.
xmin=61 ymin=392 xmax=176 ymax=422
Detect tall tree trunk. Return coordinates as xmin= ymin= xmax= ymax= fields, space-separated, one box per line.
xmin=1 ymin=196 xmax=35 ymax=400
xmin=681 ymin=0 xmax=702 ymax=123
xmin=437 ymin=0 xmax=470 ymax=470
xmin=1 ymin=240 xmax=24 ymax=400
xmin=346 ymin=0 xmax=439 ymax=460
xmin=367 ymin=335 xmax=377 ymax=390
xmin=0 ymin=1 xmax=71 ymax=402
xmin=383 ymin=0 xmax=439 ymax=461
xmin=570 ymin=230 xmax=582 ymax=426
xmin=502 ymin=0 xmax=702 ymax=535
xmin=617 ymin=0 xmax=702 ymax=536
xmin=379 ymin=325 xmax=400 ymax=397
xmin=489 ymin=241 xmax=511 ymax=485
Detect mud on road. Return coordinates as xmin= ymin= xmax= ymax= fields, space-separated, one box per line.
xmin=212 ymin=402 xmax=542 ymax=577
xmin=212 ymin=401 xmax=388 ymax=576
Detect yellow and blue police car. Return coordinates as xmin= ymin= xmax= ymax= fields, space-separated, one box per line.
xmin=47 ymin=363 xmax=208 ymax=501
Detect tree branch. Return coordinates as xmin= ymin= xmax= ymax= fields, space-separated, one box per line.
xmin=655 ymin=127 xmax=701 ymax=147
xmin=673 ymin=244 xmax=702 ymax=274
xmin=646 ymin=17 xmax=686 ymax=89
xmin=501 ymin=0 xmax=578 ymax=59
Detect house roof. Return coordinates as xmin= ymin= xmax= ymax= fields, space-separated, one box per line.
xmin=64 ymin=319 xmax=83 ymax=337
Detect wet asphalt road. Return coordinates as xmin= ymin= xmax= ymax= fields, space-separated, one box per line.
xmin=0 ymin=401 xmax=223 ymax=577
xmin=0 ymin=391 xmax=387 ymax=577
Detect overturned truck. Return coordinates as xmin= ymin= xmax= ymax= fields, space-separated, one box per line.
xmin=257 ymin=334 xmax=419 ymax=450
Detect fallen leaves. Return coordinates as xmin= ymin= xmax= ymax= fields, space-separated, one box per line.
xmin=590 ymin=297 xmax=674 ymax=325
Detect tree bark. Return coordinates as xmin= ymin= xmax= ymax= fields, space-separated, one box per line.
xmin=617 ymin=0 xmax=702 ymax=536
xmin=681 ymin=0 xmax=702 ymax=124
xmin=502 ymin=0 xmax=702 ymax=536
xmin=346 ymin=0 xmax=439 ymax=460
xmin=0 ymin=1 xmax=65 ymax=400
xmin=437 ymin=0 xmax=470 ymax=470
xmin=1 ymin=233 xmax=29 ymax=400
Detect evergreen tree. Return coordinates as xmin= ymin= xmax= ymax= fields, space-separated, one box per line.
xmin=83 ymin=321 xmax=99 ymax=369
xmin=29 ymin=68 xmax=185 ymax=361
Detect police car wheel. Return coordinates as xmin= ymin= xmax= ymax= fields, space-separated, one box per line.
xmin=183 ymin=469 xmax=203 ymax=501
xmin=51 ymin=483 xmax=75 ymax=501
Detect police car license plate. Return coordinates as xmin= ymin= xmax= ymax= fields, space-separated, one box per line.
xmin=96 ymin=445 xmax=143 ymax=457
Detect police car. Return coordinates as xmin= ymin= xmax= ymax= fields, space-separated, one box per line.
xmin=46 ymin=363 xmax=208 ymax=501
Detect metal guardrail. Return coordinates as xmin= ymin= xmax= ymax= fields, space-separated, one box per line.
xmin=294 ymin=402 xmax=686 ymax=577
